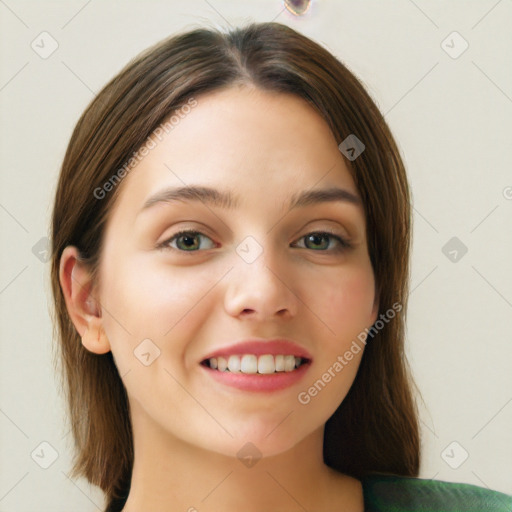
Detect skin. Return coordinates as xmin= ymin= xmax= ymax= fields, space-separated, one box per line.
xmin=60 ymin=85 xmax=379 ymax=512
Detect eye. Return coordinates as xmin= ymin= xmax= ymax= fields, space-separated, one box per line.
xmin=157 ymin=229 xmax=351 ymax=254
xmin=157 ymin=230 xmax=216 ymax=252
xmin=292 ymin=231 xmax=351 ymax=252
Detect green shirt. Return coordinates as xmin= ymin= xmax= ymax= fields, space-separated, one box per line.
xmin=362 ymin=473 xmax=512 ymax=511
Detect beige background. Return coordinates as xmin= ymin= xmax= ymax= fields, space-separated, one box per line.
xmin=1 ymin=1 xmax=511 ymax=510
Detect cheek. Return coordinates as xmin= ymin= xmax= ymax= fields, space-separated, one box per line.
xmin=314 ymin=264 xmax=376 ymax=338
xmin=101 ymin=253 xmax=217 ymax=337
xmin=99 ymin=254 xmax=219 ymax=381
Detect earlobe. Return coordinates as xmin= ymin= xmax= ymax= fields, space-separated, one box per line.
xmin=59 ymin=246 xmax=111 ymax=355
xmin=81 ymin=318 xmax=112 ymax=355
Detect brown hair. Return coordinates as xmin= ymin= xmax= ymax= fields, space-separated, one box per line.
xmin=50 ymin=21 xmax=420 ymax=512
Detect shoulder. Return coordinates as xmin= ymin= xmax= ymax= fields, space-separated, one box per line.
xmin=361 ymin=472 xmax=512 ymax=512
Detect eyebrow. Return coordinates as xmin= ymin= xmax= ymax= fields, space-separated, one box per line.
xmin=139 ymin=184 xmax=361 ymax=213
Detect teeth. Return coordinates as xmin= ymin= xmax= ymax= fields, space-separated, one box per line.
xmin=240 ymin=354 xmax=258 ymax=373
xmin=257 ymin=354 xmax=275 ymax=374
xmin=207 ymin=354 xmax=304 ymax=374
xmin=228 ymin=355 xmax=241 ymax=372
xmin=217 ymin=356 xmax=227 ymax=372
xmin=284 ymin=355 xmax=295 ymax=372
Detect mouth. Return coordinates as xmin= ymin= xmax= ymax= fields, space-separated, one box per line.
xmin=200 ymin=354 xmax=311 ymax=374
xmin=199 ymin=354 xmax=312 ymax=392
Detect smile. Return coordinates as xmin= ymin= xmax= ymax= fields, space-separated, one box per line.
xmin=200 ymin=354 xmax=312 ymax=392
xmin=203 ymin=353 xmax=309 ymax=374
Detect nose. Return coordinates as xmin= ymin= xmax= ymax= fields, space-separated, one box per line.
xmin=223 ymin=245 xmax=298 ymax=321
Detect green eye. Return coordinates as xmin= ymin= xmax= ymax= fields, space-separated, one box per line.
xmin=158 ymin=230 xmax=216 ymax=252
xmin=157 ymin=230 xmax=351 ymax=253
xmin=294 ymin=232 xmax=350 ymax=252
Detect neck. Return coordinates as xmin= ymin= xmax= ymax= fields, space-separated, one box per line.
xmin=120 ymin=400 xmax=355 ymax=512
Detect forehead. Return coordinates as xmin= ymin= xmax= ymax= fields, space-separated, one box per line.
xmin=111 ymin=86 xmax=359 ymax=217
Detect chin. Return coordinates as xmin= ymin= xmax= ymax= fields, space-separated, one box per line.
xmin=232 ymin=423 xmax=307 ymax=457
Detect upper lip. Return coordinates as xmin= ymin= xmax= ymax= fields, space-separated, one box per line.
xmin=200 ymin=338 xmax=313 ymax=362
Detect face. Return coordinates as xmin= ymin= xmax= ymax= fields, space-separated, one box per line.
xmin=63 ymin=86 xmax=379 ymax=458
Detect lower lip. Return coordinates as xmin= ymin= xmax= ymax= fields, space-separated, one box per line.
xmin=199 ymin=361 xmax=312 ymax=392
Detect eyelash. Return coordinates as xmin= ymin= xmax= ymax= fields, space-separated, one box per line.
xmin=156 ymin=229 xmax=352 ymax=254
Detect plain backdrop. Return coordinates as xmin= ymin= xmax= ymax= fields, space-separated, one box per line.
xmin=1 ymin=1 xmax=511 ymax=510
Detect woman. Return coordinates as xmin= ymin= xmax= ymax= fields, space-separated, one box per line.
xmin=50 ymin=22 xmax=512 ymax=511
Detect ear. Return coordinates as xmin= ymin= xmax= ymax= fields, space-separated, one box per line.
xmin=59 ymin=246 xmax=111 ymax=354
